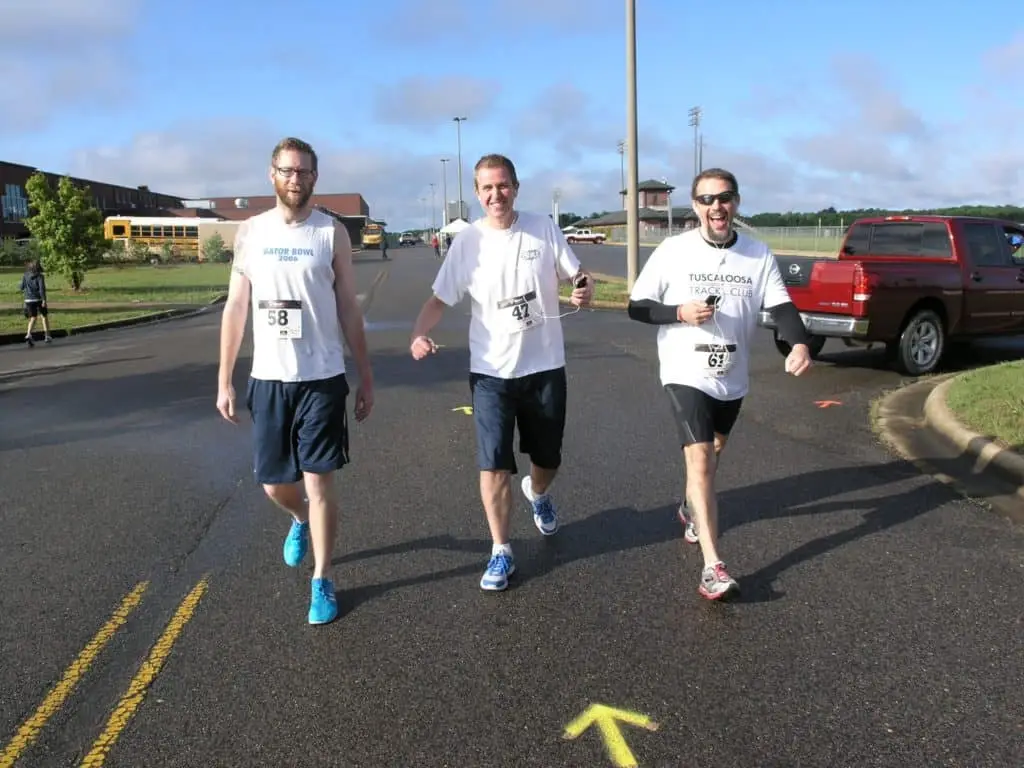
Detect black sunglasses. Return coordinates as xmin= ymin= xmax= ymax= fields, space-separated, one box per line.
xmin=693 ymin=191 xmax=738 ymax=205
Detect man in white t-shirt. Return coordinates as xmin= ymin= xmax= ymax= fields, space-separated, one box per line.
xmin=216 ymin=137 xmax=375 ymax=626
xmin=628 ymin=167 xmax=812 ymax=601
xmin=410 ymin=153 xmax=594 ymax=592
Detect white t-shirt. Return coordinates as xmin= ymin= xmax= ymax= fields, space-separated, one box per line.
xmin=432 ymin=211 xmax=581 ymax=379
xmin=629 ymin=228 xmax=791 ymax=400
xmin=234 ymin=208 xmax=347 ymax=383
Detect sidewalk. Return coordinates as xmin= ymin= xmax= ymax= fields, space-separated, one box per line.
xmin=875 ymin=374 xmax=1024 ymax=524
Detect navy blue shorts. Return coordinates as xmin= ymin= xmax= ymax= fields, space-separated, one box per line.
xmin=469 ymin=367 xmax=567 ymax=473
xmin=245 ymin=373 xmax=350 ymax=484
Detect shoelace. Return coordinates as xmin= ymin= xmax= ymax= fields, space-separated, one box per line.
xmin=313 ymin=581 xmax=334 ymax=600
xmin=488 ymin=554 xmax=511 ymax=574
xmin=534 ymin=497 xmax=555 ymax=523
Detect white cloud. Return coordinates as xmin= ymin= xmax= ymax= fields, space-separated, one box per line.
xmin=384 ymin=0 xmax=614 ymax=41
xmin=0 ymin=0 xmax=141 ymax=133
xmin=371 ymin=76 xmax=502 ymax=128
xmin=982 ymin=29 xmax=1024 ymax=79
xmin=62 ymin=43 xmax=1022 ymax=228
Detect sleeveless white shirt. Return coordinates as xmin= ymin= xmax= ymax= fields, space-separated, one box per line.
xmin=237 ymin=208 xmax=347 ymax=382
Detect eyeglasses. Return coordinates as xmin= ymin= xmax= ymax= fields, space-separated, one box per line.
xmin=274 ymin=166 xmax=315 ymax=179
xmin=693 ymin=191 xmax=738 ymax=206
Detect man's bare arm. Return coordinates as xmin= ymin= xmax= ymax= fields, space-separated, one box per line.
xmin=218 ymin=226 xmax=251 ymax=389
xmin=332 ymin=223 xmax=372 ymax=383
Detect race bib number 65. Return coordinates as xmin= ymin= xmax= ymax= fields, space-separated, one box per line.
xmin=258 ymin=299 xmax=303 ymax=339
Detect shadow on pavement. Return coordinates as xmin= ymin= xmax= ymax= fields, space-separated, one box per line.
xmin=330 ymin=457 xmax=972 ymax=615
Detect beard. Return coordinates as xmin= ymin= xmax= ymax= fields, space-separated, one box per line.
xmin=275 ymin=181 xmax=313 ymax=210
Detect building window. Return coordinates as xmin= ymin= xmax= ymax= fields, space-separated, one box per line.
xmin=1 ymin=183 xmax=29 ymax=222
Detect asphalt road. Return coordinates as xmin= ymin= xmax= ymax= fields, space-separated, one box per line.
xmin=1 ymin=245 xmax=1022 ymax=768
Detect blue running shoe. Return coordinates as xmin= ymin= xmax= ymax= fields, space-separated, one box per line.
xmin=521 ymin=476 xmax=559 ymax=535
xmin=283 ymin=520 xmax=309 ymax=567
xmin=480 ymin=552 xmax=516 ymax=591
xmin=308 ymin=578 xmax=338 ymax=624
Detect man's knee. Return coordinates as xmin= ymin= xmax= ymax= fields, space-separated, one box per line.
xmin=302 ymin=471 xmax=336 ymax=503
xmin=683 ymin=442 xmax=717 ymax=479
xmin=263 ymin=481 xmax=303 ymax=505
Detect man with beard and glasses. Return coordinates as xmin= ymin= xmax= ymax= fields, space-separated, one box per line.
xmin=409 ymin=153 xmax=594 ymax=592
xmin=627 ymin=167 xmax=812 ymax=601
xmin=216 ymin=136 xmax=375 ymax=625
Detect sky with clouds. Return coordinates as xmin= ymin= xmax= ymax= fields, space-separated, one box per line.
xmin=2 ymin=0 xmax=1021 ymax=230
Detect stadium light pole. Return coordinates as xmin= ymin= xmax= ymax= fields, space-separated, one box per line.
xmin=625 ymin=0 xmax=639 ymax=289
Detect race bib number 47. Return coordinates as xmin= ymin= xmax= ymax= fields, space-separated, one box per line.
xmin=497 ymin=291 xmax=542 ymax=333
xmin=258 ymin=299 xmax=303 ymax=339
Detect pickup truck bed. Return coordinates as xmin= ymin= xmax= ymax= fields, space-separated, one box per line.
xmin=760 ymin=216 xmax=1024 ymax=375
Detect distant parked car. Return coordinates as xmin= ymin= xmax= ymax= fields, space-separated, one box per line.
xmin=565 ymin=228 xmax=606 ymax=244
xmin=399 ymin=232 xmax=419 ymax=246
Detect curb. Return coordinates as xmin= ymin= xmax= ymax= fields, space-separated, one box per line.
xmin=557 ymin=296 xmax=626 ymax=311
xmin=0 ymin=293 xmax=227 ymax=346
xmin=923 ymin=375 xmax=1024 ymax=489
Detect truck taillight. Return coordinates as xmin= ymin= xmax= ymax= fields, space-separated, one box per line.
xmin=853 ymin=265 xmax=872 ymax=302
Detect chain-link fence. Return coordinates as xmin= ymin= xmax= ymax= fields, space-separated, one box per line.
xmin=596 ymin=223 xmax=844 ymax=255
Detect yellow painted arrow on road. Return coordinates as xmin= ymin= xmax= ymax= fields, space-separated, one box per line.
xmin=451 ymin=406 xmax=473 ymax=415
xmin=563 ymin=703 xmax=658 ymax=767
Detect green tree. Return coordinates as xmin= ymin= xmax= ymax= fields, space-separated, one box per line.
xmin=0 ymin=237 xmax=20 ymax=267
xmin=24 ymin=172 xmax=107 ymax=290
xmin=202 ymin=232 xmax=229 ymax=263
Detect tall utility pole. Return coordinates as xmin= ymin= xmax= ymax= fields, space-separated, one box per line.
xmin=617 ymin=139 xmax=625 ymax=209
xmin=625 ymin=0 xmax=640 ymax=289
xmin=453 ymin=117 xmax=467 ymax=220
xmin=429 ymin=182 xmax=436 ymax=234
xmin=440 ymin=158 xmax=449 ymax=227
xmin=687 ymin=106 xmax=702 ymax=180
xmin=699 ymin=135 xmax=704 ymax=172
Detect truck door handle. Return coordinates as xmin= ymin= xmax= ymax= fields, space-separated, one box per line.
xmin=971 ymin=271 xmax=982 ymax=282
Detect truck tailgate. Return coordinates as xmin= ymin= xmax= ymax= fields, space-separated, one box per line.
xmin=786 ymin=260 xmax=861 ymax=313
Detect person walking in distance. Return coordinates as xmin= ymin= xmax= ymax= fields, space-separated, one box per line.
xmin=216 ymin=137 xmax=375 ymax=625
xmin=19 ymin=259 xmax=53 ymax=346
xmin=627 ymin=168 xmax=812 ymax=600
xmin=409 ymin=153 xmax=594 ymax=592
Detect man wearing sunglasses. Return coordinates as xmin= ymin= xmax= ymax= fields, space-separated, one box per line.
xmin=217 ymin=137 xmax=375 ymax=626
xmin=627 ymin=168 xmax=811 ymax=601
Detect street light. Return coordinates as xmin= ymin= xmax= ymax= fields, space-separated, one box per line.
xmin=625 ymin=0 xmax=639 ymax=289
xmin=440 ymin=158 xmax=450 ymax=227
xmin=453 ymin=117 xmax=467 ymax=220
xmin=429 ymin=182 xmax=437 ymax=235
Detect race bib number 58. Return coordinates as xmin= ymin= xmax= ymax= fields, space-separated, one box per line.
xmin=258 ymin=299 xmax=303 ymax=339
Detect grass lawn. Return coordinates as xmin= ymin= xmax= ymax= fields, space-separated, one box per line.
xmin=0 ymin=263 xmax=231 ymax=305
xmin=0 ymin=307 xmax=175 ymax=335
xmin=559 ymin=272 xmax=629 ymax=306
xmin=945 ymin=360 xmax=1024 ymax=452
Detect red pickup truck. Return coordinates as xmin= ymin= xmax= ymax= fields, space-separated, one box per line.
xmin=759 ymin=215 xmax=1024 ymax=376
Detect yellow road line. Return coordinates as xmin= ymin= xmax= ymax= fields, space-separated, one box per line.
xmin=0 ymin=581 xmax=149 ymax=768
xmin=79 ymin=576 xmax=209 ymax=768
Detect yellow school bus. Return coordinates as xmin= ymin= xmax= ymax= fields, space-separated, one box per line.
xmin=104 ymin=216 xmax=203 ymax=260
xmin=361 ymin=222 xmax=385 ymax=249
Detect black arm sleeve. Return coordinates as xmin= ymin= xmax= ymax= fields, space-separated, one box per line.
xmin=770 ymin=301 xmax=811 ymax=345
xmin=627 ymin=299 xmax=679 ymax=325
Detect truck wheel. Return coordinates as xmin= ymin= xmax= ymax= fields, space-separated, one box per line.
xmin=892 ymin=308 xmax=945 ymax=376
xmin=773 ymin=332 xmax=826 ymax=359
